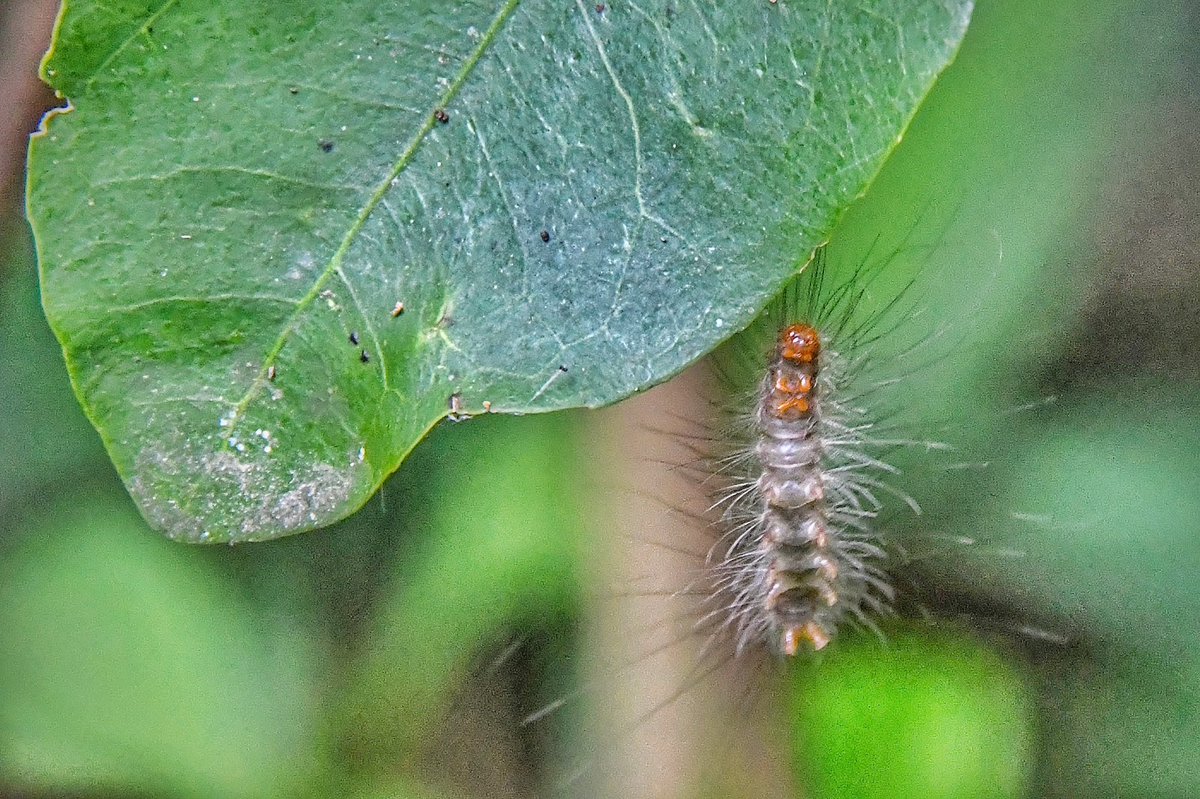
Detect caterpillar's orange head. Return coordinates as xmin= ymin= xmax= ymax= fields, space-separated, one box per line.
xmin=779 ymin=324 xmax=821 ymax=364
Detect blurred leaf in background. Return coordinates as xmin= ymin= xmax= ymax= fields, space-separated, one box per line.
xmin=0 ymin=498 xmax=326 ymax=799
xmin=2 ymin=0 xmax=1199 ymax=799
xmin=974 ymin=391 xmax=1200 ymax=797
xmin=783 ymin=0 xmax=1200 ymax=797
xmin=341 ymin=411 xmax=587 ymax=795
xmin=792 ymin=635 xmax=1034 ymax=799
xmin=0 ymin=231 xmax=104 ymax=513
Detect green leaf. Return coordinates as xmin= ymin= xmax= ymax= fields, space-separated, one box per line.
xmin=0 ymin=499 xmax=324 ymax=798
xmin=28 ymin=0 xmax=972 ymax=541
xmin=961 ymin=389 xmax=1200 ymax=796
xmin=791 ymin=633 xmax=1034 ymax=799
xmin=343 ymin=412 xmax=584 ymax=768
xmin=0 ymin=230 xmax=105 ymax=512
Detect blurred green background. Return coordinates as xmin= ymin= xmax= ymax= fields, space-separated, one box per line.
xmin=2 ymin=1 xmax=1199 ymax=798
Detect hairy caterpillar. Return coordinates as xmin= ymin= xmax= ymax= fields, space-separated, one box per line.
xmin=698 ymin=247 xmax=938 ymax=661
xmin=713 ymin=321 xmax=886 ymax=654
xmin=398 ymin=235 xmax=1070 ymax=799
xmin=527 ymin=246 xmax=969 ymax=795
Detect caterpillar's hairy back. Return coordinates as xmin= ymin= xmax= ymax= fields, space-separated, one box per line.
xmin=706 ymin=250 xmax=922 ymax=658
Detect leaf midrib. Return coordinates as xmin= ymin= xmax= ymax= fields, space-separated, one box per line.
xmin=221 ymin=0 xmax=523 ymax=436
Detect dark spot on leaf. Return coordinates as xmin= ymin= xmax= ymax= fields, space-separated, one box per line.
xmin=289 ymin=86 xmax=299 ymax=95
xmin=349 ymin=331 xmax=359 ymax=345
xmin=595 ymin=3 xmax=605 ymax=11
xmin=434 ymin=108 xmax=450 ymax=124
xmin=319 ymin=139 xmax=334 ymax=153
xmin=360 ymin=350 xmax=370 ymax=364
xmin=558 ymin=364 xmax=569 ymax=373
xmin=540 ymin=229 xmax=551 ymax=243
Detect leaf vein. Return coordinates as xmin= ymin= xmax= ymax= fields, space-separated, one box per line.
xmin=335 ymin=267 xmax=391 ymax=390
xmin=86 ymin=0 xmax=181 ymax=89
xmin=222 ymin=0 xmax=524 ymax=435
xmin=469 ymin=114 xmax=535 ymax=313
xmin=92 ymin=165 xmax=362 ymax=194
xmin=105 ymin=293 xmax=300 ymax=316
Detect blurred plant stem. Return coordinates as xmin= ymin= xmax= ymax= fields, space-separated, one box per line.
xmin=579 ymin=362 xmax=795 ymax=799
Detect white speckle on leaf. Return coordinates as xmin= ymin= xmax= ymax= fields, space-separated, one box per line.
xmin=254 ymin=428 xmax=275 ymax=454
xmin=319 ymin=289 xmax=340 ymax=311
xmin=131 ymin=434 xmax=365 ymax=542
